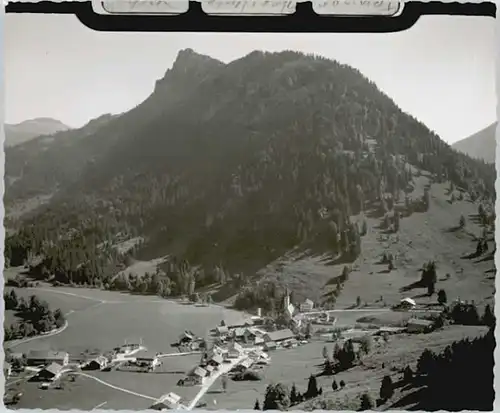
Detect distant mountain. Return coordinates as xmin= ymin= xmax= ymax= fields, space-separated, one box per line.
xmin=5 ymin=49 xmax=495 ymax=305
xmin=5 ymin=113 xmax=117 ymax=206
xmin=5 ymin=117 xmax=71 ymax=147
xmin=452 ymin=122 xmax=496 ymax=164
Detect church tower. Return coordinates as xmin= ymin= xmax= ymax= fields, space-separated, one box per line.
xmin=283 ymin=288 xmax=290 ymax=310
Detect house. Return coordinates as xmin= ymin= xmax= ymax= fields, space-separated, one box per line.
xmin=190 ymin=366 xmax=207 ymax=385
xmin=206 ymin=345 xmax=224 ymax=360
xmin=178 ymin=332 xmax=194 ymax=344
xmin=242 ymin=328 xmax=257 ymax=343
xmin=33 ymin=362 xmax=62 ymax=382
xmin=407 ymin=318 xmax=434 ymax=333
xmin=135 ymin=350 xmax=160 ymax=368
xmin=151 ymin=392 xmax=182 ymax=410
xmin=118 ymin=343 xmax=141 ymax=354
xmin=227 ymin=342 xmax=244 ymax=359
xmin=232 ymin=328 xmax=247 ymax=341
xmin=300 ymin=299 xmax=314 ymax=312
xmin=400 ymin=298 xmax=417 ymax=310
xmin=4 ymin=362 xmax=12 ymax=378
xmin=215 ymin=326 xmax=229 ymax=338
xmin=239 ymin=358 xmax=253 ymax=369
xmin=254 ymin=336 xmax=265 ymax=345
xmin=207 ymin=354 xmax=224 ymax=367
xmin=82 ymin=356 xmax=108 ymax=371
xmin=263 ymin=329 xmax=295 ymax=344
xmin=26 ymin=350 xmax=69 ymax=367
xmin=205 ymin=365 xmax=215 ymax=375
xmin=231 ymin=358 xmax=253 ymax=373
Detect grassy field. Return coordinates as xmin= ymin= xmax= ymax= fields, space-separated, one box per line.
xmin=5 ymin=286 xmax=247 ymax=356
xmin=4 ymin=286 xmax=250 ymax=410
xmin=260 ymin=175 xmax=495 ymax=311
xmin=85 ymin=354 xmax=203 ymax=404
xmin=336 ymin=180 xmax=495 ymax=310
xmin=200 ymin=325 xmax=488 ymax=410
xmin=8 ymin=374 xmax=154 ymax=410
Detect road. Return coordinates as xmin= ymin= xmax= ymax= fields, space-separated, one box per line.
xmin=299 ymin=307 xmax=440 ymax=317
xmin=298 ymin=308 xmax=391 ymax=318
xmin=5 ymin=320 xmax=69 ymax=350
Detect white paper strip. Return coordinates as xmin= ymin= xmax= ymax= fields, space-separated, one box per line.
xmin=93 ymin=0 xmax=403 ymax=16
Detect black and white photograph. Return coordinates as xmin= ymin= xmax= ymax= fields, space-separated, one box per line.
xmin=3 ymin=11 xmax=496 ymax=411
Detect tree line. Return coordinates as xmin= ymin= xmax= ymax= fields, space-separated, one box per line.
xmin=4 ymin=290 xmax=66 ymax=341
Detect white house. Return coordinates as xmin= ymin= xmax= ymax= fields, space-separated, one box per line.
xmin=400 ymin=298 xmax=417 ymax=310
xmin=135 ymin=350 xmax=160 ymax=368
xmin=151 ymin=392 xmax=182 ymax=410
xmin=300 ymin=299 xmax=314 ymax=312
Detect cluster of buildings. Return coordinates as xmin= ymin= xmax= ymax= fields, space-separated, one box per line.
xmin=8 ymin=340 xmax=153 ymax=384
xmin=14 ymin=350 xmax=72 ymax=382
xmin=213 ymin=321 xmax=298 ymax=351
xmin=181 ymin=341 xmax=270 ymax=388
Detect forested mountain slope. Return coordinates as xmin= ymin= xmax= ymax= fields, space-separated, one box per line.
xmin=5 ymin=114 xmax=117 ymax=220
xmin=5 ymin=49 xmax=495 ymax=305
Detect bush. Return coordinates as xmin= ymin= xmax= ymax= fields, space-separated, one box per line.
xmin=360 ymin=393 xmax=374 ymax=411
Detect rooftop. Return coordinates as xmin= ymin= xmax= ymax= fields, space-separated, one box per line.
xmin=265 ymin=329 xmax=295 ymax=342
xmin=42 ymin=362 xmax=63 ymax=376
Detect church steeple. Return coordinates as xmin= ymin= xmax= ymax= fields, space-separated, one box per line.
xmin=283 ymin=288 xmax=290 ymax=310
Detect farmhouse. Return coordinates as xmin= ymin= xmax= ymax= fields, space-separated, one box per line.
xmin=190 ymin=366 xmax=208 ymax=384
xmin=82 ymin=356 xmax=109 ymax=371
xmin=151 ymin=392 xmax=182 ymax=410
xmin=135 ymin=350 xmax=160 ymax=368
xmin=33 ymin=362 xmax=63 ymax=382
xmin=231 ymin=358 xmax=254 ymax=373
xmin=207 ymin=353 xmax=224 ymax=367
xmin=407 ymin=318 xmax=434 ymax=333
xmin=178 ymin=332 xmax=195 ymax=344
xmin=215 ymin=326 xmax=229 ymax=338
xmin=26 ymin=350 xmax=69 ymax=367
xmin=400 ymin=298 xmax=417 ymax=310
xmin=264 ymin=329 xmax=295 ymax=344
xmin=232 ymin=328 xmax=247 ymax=341
xmin=300 ymin=299 xmax=314 ymax=312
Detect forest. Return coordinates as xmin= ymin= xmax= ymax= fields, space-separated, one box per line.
xmin=4 ymin=49 xmax=496 ymax=304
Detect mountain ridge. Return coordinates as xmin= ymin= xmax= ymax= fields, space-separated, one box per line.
xmin=5 ymin=49 xmax=495 ymax=309
xmin=5 ymin=117 xmax=70 ymax=147
xmin=452 ymin=122 xmax=496 ymax=163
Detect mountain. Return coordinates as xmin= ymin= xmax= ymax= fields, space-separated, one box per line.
xmin=5 ymin=113 xmax=117 ymax=214
xmin=5 ymin=118 xmax=70 ymax=147
xmin=5 ymin=49 xmax=495 ymax=310
xmin=452 ymin=122 xmax=496 ymax=163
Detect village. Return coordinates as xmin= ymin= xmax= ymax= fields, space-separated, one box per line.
xmin=4 ymin=289 xmax=459 ymax=410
